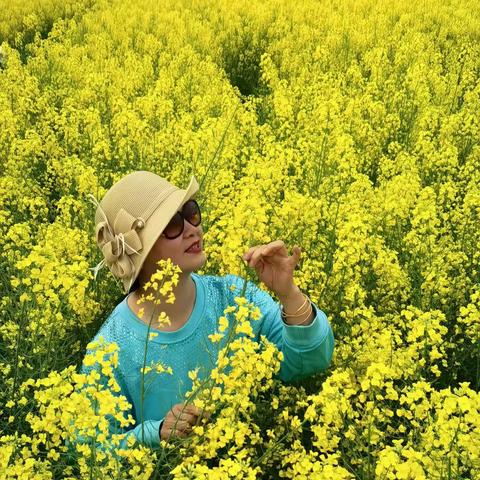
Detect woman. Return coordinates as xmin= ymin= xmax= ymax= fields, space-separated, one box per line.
xmin=84 ymin=170 xmax=334 ymax=449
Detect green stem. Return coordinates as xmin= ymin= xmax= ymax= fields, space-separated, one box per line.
xmin=139 ymin=277 xmax=168 ymax=443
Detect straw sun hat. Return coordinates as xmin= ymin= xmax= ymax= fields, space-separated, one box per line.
xmin=87 ymin=171 xmax=199 ymax=294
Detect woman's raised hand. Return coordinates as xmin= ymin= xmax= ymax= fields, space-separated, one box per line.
xmin=160 ymin=402 xmax=210 ymax=440
xmin=242 ymin=240 xmax=302 ymax=299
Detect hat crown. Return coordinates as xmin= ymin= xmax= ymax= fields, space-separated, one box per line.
xmin=96 ymin=171 xmax=177 ymax=229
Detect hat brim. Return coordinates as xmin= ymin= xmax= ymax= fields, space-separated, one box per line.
xmin=122 ymin=175 xmax=200 ymax=294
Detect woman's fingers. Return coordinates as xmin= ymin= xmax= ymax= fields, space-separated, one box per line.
xmin=243 ymin=241 xmax=289 ymax=268
xmin=167 ymin=418 xmax=192 ymax=431
xmin=161 ymin=426 xmax=188 ymax=439
xmin=174 ymin=420 xmax=193 ymax=432
xmin=160 ymin=403 xmax=213 ymax=441
xmin=244 ymin=245 xmax=269 ymax=268
xmin=161 ymin=418 xmax=193 ymax=440
xmin=173 ymin=403 xmax=208 ymax=421
xmin=177 ymin=412 xmax=197 ymax=425
xmin=171 ymin=403 xmax=211 ymax=427
xmin=160 ymin=403 xmax=210 ymax=440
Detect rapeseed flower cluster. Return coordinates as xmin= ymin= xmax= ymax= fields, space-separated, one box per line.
xmin=1 ymin=0 xmax=479 ymax=477
xmin=171 ymin=296 xmax=282 ymax=477
xmin=135 ymin=258 xmax=182 ymax=325
xmin=1 ymin=339 xmax=156 ymax=479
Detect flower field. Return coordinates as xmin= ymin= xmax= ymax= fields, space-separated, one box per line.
xmin=1 ymin=0 xmax=479 ymax=478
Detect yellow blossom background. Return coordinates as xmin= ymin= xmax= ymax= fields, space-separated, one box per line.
xmin=1 ymin=0 xmax=479 ymax=478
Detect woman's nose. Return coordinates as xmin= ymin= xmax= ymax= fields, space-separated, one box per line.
xmin=183 ymin=218 xmax=201 ymax=236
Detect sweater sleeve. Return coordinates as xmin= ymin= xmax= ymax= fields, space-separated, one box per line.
xmin=232 ymin=276 xmax=335 ymax=383
xmin=74 ymin=342 xmax=164 ymax=451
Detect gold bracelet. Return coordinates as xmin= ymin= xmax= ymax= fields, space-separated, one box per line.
xmin=281 ymin=293 xmax=308 ymax=316
xmin=282 ymin=303 xmax=311 ymax=318
xmin=282 ymin=304 xmax=313 ymax=325
xmin=281 ymin=293 xmax=310 ymax=317
xmin=283 ymin=302 xmax=308 ymax=318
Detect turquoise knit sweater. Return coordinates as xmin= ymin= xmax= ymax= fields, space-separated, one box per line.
xmin=80 ymin=273 xmax=335 ymax=449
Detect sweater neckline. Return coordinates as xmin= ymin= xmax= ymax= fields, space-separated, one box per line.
xmin=120 ymin=273 xmax=205 ymax=344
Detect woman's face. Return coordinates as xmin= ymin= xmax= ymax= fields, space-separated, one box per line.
xmin=142 ymin=214 xmax=206 ymax=278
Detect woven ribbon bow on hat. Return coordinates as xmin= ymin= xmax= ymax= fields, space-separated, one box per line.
xmin=87 ymin=194 xmax=143 ymax=285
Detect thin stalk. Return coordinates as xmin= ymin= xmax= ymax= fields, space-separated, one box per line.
xmin=11 ymin=295 xmax=31 ymax=402
xmin=198 ymin=102 xmax=240 ymax=195
xmin=139 ymin=276 xmax=168 ymax=444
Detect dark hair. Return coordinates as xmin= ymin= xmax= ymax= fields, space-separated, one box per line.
xmin=128 ymin=278 xmax=140 ymax=295
xmin=114 ymin=278 xmax=140 ymax=306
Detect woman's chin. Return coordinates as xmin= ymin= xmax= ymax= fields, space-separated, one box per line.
xmin=181 ymin=251 xmax=206 ymax=272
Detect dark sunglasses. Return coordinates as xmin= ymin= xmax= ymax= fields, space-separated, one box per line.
xmin=161 ymin=199 xmax=202 ymax=239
